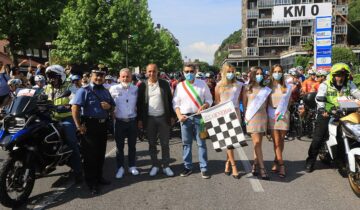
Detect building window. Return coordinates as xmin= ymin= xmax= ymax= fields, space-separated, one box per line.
xmin=41 ymin=50 xmax=48 ymax=59
xmin=33 ymin=49 xmax=40 ymax=57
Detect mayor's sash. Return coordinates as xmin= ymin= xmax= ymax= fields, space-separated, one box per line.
xmin=274 ymin=84 xmax=292 ymax=122
xmin=245 ymin=86 xmax=272 ymax=124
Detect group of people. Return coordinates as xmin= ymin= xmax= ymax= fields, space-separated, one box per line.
xmin=1 ymin=60 xmax=359 ymax=196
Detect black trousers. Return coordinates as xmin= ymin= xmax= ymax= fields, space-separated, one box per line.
xmin=82 ymin=118 xmax=108 ymax=187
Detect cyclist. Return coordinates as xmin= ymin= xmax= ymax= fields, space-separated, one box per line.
xmin=301 ymin=68 xmax=318 ymax=94
xmin=33 ymin=75 xmax=46 ymax=90
xmin=313 ymin=69 xmax=328 ymax=92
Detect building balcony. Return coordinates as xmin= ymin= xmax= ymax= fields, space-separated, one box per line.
xmin=334 ymin=5 xmax=348 ymax=16
xmin=301 ymin=20 xmax=313 ymax=26
xmin=300 ymin=36 xmax=312 ymax=45
xmin=290 ymin=27 xmax=302 ymax=36
xmin=247 ymin=9 xmax=259 ymax=19
xmin=258 ymin=37 xmax=291 ymax=46
xmin=246 ymin=28 xmax=259 ymax=38
xmin=258 ymin=18 xmax=291 ymax=28
xmin=245 ymin=47 xmax=259 ymax=56
xmin=228 ymin=49 xmax=242 ymax=58
xmin=334 ymin=25 xmax=347 ymax=34
xmin=258 ymin=0 xmax=292 ymax=8
xmin=332 ymin=36 xmax=336 ymax=45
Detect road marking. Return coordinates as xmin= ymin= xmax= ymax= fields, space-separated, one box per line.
xmin=33 ymin=146 xmax=117 ymax=210
xmin=236 ymin=147 xmax=265 ymax=193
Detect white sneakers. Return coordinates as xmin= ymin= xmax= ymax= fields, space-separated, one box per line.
xmin=115 ymin=166 xmax=139 ymax=179
xmin=149 ymin=166 xmax=174 ymax=177
xmin=163 ymin=167 xmax=174 ymax=177
xmin=115 ymin=167 xmax=124 ymax=179
xmin=149 ymin=167 xmax=160 ymax=176
xmin=129 ymin=166 xmax=140 ymax=176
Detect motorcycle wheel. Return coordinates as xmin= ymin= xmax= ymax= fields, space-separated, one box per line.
xmin=348 ymin=157 xmax=360 ymax=198
xmin=318 ymin=144 xmax=332 ymax=165
xmin=0 ymin=156 xmax=35 ymax=208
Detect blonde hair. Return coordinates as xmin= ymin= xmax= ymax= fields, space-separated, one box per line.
xmin=219 ymin=63 xmax=236 ymax=87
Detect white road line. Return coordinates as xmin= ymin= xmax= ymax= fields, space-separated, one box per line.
xmin=236 ymin=147 xmax=265 ymax=193
xmin=33 ymin=146 xmax=117 ymax=210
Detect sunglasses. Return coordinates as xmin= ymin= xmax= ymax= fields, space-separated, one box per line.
xmin=184 ymin=70 xmax=194 ymax=74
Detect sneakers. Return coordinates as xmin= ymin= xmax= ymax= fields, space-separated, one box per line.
xmin=201 ymin=171 xmax=211 ymax=179
xmin=163 ymin=167 xmax=174 ymax=177
xmin=129 ymin=166 xmax=140 ymax=176
xmin=115 ymin=167 xmax=125 ymax=179
xmin=149 ymin=167 xmax=160 ymax=177
xmin=180 ymin=168 xmax=192 ymax=177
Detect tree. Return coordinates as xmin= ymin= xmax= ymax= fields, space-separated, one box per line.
xmin=0 ymin=0 xmax=66 ymax=65
xmin=213 ymin=29 xmax=242 ymax=68
xmin=295 ymin=55 xmax=312 ymax=69
xmin=348 ymin=0 xmax=360 ymax=45
xmin=332 ymin=47 xmax=358 ymax=66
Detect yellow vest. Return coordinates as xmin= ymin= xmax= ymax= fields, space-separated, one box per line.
xmin=325 ymin=80 xmax=351 ymax=112
xmin=44 ymin=84 xmax=72 ymax=120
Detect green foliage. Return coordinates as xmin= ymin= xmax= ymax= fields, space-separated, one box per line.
xmin=295 ymin=55 xmax=312 ymax=69
xmin=348 ymin=0 xmax=360 ymax=45
xmin=353 ymin=74 xmax=360 ymax=88
xmin=0 ymin=0 xmax=66 ymax=64
xmin=52 ymin=0 xmax=182 ymax=71
xmin=303 ymin=38 xmax=314 ymax=52
xmin=213 ymin=29 xmax=241 ymax=68
xmin=332 ymin=47 xmax=358 ymax=65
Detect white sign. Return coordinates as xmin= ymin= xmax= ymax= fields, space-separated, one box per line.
xmin=316 ymin=39 xmax=332 ymax=47
xmin=316 ymin=31 xmax=332 ymax=39
xmin=316 ymin=17 xmax=332 ymax=29
xmin=272 ymin=3 xmax=332 ymax=21
xmin=316 ymin=57 xmax=331 ymax=65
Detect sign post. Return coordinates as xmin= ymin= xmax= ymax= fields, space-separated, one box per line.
xmin=314 ymin=16 xmax=332 ymax=71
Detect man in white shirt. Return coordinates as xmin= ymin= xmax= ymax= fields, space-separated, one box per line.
xmin=173 ymin=64 xmax=213 ymax=179
xmin=109 ymin=68 xmax=139 ymax=179
xmin=137 ymin=64 xmax=176 ymax=177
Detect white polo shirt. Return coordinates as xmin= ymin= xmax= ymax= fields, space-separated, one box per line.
xmin=109 ymin=83 xmax=138 ymax=119
xmin=172 ymin=79 xmax=213 ymax=114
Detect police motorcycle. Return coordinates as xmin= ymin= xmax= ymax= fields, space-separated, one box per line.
xmin=0 ymin=88 xmax=72 ymax=207
xmin=317 ymin=96 xmax=360 ymax=197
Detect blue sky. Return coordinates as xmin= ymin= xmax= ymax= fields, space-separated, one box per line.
xmin=148 ymin=0 xmax=242 ymax=64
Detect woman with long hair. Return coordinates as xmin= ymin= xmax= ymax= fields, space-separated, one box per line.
xmin=243 ymin=67 xmax=272 ymax=180
xmin=267 ymin=64 xmax=292 ymax=178
xmin=214 ymin=64 xmax=244 ymax=179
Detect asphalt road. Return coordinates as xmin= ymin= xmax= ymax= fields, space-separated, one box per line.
xmin=1 ymin=132 xmax=360 ymax=210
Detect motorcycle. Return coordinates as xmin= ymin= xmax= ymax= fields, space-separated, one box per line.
xmin=0 ymin=88 xmax=72 ymax=207
xmin=317 ymin=96 xmax=360 ymax=197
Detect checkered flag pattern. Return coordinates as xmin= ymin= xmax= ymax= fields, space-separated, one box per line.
xmin=205 ymin=112 xmax=247 ymax=152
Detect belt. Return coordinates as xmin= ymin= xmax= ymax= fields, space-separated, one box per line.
xmin=83 ymin=117 xmax=107 ymax=123
xmin=116 ymin=117 xmax=136 ymax=122
xmin=182 ymin=113 xmax=195 ymax=116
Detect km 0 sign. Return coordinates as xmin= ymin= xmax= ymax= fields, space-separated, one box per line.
xmin=272 ymin=3 xmax=332 ymax=21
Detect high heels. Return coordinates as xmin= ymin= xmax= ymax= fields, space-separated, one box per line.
xmin=224 ymin=161 xmax=231 ymax=176
xmin=259 ymin=168 xmax=270 ymax=180
xmin=251 ymin=163 xmax=258 ymax=176
xmin=278 ymin=164 xmax=286 ymax=178
xmin=231 ymin=164 xmax=241 ymax=179
xmin=271 ymin=160 xmax=279 ymax=173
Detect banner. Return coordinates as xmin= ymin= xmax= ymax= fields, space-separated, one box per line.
xmin=272 ymin=3 xmax=332 ymax=21
xmin=201 ymin=100 xmax=247 ymax=152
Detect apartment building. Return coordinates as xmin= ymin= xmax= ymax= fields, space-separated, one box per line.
xmin=224 ymin=0 xmax=349 ymax=71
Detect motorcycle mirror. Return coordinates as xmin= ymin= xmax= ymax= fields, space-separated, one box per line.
xmin=316 ymin=96 xmax=327 ymax=102
xmin=57 ymin=90 xmax=71 ymax=99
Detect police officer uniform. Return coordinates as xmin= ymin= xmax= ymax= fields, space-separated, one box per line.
xmin=71 ymin=72 xmax=115 ymax=192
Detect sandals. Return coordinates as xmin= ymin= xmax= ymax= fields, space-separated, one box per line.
xmin=224 ymin=161 xmax=231 ymax=176
xmin=278 ymin=164 xmax=286 ymax=178
xmin=231 ymin=164 xmax=241 ymax=179
xmin=251 ymin=163 xmax=258 ymax=176
xmin=271 ymin=160 xmax=279 ymax=173
xmin=259 ymin=168 xmax=270 ymax=180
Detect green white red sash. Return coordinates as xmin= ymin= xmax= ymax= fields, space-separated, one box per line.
xmin=274 ymin=84 xmax=292 ymax=122
xmin=245 ymin=86 xmax=272 ymax=124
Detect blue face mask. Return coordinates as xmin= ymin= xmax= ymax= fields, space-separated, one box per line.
xmin=272 ymin=73 xmax=283 ymax=81
xmin=184 ymin=72 xmax=195 ymax=81
xmin=256 ymin=75 xmax=263 ymax=83
xmin=226 ymin=73 xmax=235 ymax=80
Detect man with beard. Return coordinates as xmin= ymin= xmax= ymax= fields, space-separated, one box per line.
xmin=305 ymin=63 xmax=360 ymax=173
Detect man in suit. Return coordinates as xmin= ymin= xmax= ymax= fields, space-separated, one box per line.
xmin=137 ymin=64 xmax=176 ymax=177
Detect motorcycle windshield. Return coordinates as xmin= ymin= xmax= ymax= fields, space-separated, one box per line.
xmin=8 ymin=89 xmax=41 ymax=116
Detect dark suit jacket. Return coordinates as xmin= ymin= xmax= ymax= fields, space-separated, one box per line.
xmin=137 ymin=79 xmax=176 ymax=126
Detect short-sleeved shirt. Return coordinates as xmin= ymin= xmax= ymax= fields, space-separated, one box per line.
xmin=71 ymin=83 xmax=115 ymax=119
xmin=0 ymin=73 xmax=10 ymax=96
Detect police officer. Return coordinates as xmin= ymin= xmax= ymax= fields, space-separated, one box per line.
xmin=71 ymin=68 xmax=115 ymax=195
xmin=305 ymin=63 xmax=360 ymax=173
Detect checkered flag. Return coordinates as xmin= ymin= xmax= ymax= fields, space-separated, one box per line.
xmin=201 ymin=101 xmax=247 ymax=152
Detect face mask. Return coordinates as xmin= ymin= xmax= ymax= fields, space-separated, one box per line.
xmin=184 ymin=72 xmax=195 ymax=81
xmin=226 ymin=73 xmax=234 ymax=80
xmin=256 ymin=75 xmax=263 ymax=83
xmin=272 ymin=73 xmax=282 ymax=81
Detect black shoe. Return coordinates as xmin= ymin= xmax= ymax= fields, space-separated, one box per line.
xmin=74 ymin=173 xmax=83 ymax=184
xmin=98 ymin=178 xmax=111 ymax=185
xmin=180 ymin=168 xmax=192 ymax=177
xmin=89 ymin=185 xmax=100 ymax=196
xmin=201 ymin=171 xmax=211 ymax=179
xmin=305 ymin=163 xmax=314 ymax=173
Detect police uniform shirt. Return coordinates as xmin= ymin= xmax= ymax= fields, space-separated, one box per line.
xmin=71 ymin=83 xmax=115 ymax=119
xmin=109 ymin=83 xmax=137 ymax=119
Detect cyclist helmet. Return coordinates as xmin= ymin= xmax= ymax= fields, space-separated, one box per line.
xmin=196 ymin=72 xmax=204 ymax=79
xmin=45 ymin=65 xmax=66 ymax=84
xmin=295 ymin=66 xmax=303 ymax=71
xmin=34 ymin=75 xmax=46 ymax=83
xmin=308 ymin=69 xmax=315 ymax=75
xmin=70 ymin=74 xmax=81 ymax=81
xmin=316 ymin=69 xmax=329 ymax=77
xmin=105 ymin=75 xmax=113 ymax=81
xmin=289 ymin=68 xmax=300 ymax=77
xmin=7 ymin=78 xmax=22 ymax=87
